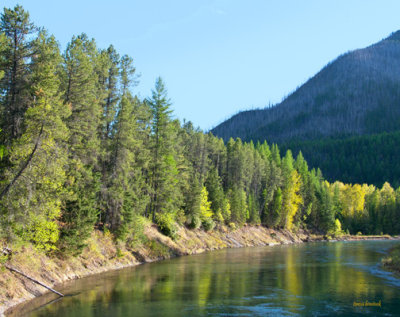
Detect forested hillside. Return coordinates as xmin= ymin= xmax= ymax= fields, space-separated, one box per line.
xmin=212 ymin=31 xmax=400 ymax=185
xmin=280 ymin=131 xmax=400 ymax=188
xmin=1 ymin=6 xmax=400 ymax=257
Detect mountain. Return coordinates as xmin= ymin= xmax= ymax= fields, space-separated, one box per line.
xmin=211 ymin=31 xmax=400 ymax=186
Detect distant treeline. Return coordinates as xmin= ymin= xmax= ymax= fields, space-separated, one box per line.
xmin=0 ymin=6 xmax=399 ymax=255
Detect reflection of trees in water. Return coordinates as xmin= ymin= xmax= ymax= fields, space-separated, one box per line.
xmin=21 ymin=242 xmax=400 ymax=317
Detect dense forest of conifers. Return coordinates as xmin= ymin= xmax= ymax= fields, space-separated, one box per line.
xmin=1 ymin=6 xmax=400 ymax=255
xmin=281 ymin=131 xmax=400 ymax=187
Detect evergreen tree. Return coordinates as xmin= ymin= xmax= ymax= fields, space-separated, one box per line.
xmin=185 ymin=175 xmax=202 ymax=229
xmin=0 ymin=5 xmax=36 ymax=142
xmin=99 ymin=45 xmax=120 ymax=140
xmin=58 ymin=34 xmax=101 ymax=254
xmin=316 ymin=182 xmax=335 ymax=233
xmin=265 ymin=187 xmax=282 ymax=228
xmin=0 ymin=31 xmax=69 ymax=251
xmin=205 ymin=167 xmax=226 ymax=222
xmin=294 ymin=151 xmax=313 ymax=227
xmin=248 ymin=192 xmax=261 ymax=224
xmin=228 ymin=186 xmax=248 ymax=225
xmin=147 ymin=77 xmax=181 ymax=237
xmin=105 ymin=93 xmax=148 ymax=240
xmin=0 ymin=33 xmax=7 ymax=81
xmin=270 ymin=144 xmax=281 ymax=166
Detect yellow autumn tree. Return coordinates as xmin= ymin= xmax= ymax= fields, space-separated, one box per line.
xmin=200 ymin=186 xmax=215 ymax=231
xmin=284 ymin=170 xmax=303 ymax=231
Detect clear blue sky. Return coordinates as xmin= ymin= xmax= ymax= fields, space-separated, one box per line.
xmin=3 ymin=0 xmax=400 ymax=130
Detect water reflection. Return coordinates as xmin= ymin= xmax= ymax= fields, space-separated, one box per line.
xmin=11 ymin=241 xmax=400 ymax=317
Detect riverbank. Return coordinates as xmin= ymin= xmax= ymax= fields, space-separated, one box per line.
xmin=382 ymin=243 xmax=400 ymax=273
xmin=0 ymin=225 xmax=397 ymax=316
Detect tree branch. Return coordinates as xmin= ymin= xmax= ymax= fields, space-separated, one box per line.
xmin=0 ymin=123 xmax=44 ymax=200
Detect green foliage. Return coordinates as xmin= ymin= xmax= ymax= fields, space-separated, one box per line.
xmin=334 ymin=219 xmax=343 ymax=236
xmin=148 ymin=78 xmax=181 ymax=227
xmin=185 ymin=176 xmax=202 ymax=229
xmin=0 ymin=128 xmax=5 ymax=160
xmin=202 ymin=218 xmax=216 ymax=231
xmin=104 ymin=93 xmax=149 ymax=240
xmin=248 ymin=192 xmax=261 ymax=225
xmin=187 ymin=215 xmax=202 ymax=229
xmin=228 ymin=222 xmax=237 ymax=231
xmin=265 ymin=188 xmax=283 ymax=228
xmin=0 ymin=5 xmax=36 ymax=142
xmin=146 ymin=239 xmax=171 ymax=258
xmin=205 ymin=168 xmax=225 ymax=222
xmin=20 ymin=214 xmax=59 ymax=251
xmin=58 ymin=168 xmax=99 ymax=255
xmin=124 ymin=215 xmax=148 ymax=248
xmin=227 ymin=187 xmax=248 ymax=226
xmin=382 ymin=244 xmax=400 ymax=272
xmin=199 ymin=187 xmax=213 ymax=222
xmin=283 ymin=132 xmax=400 ymax=188
xmin=155 ymin=212 xmax=177 ymax=240
xmin=0 ymin=30 xmax=69 ymax=253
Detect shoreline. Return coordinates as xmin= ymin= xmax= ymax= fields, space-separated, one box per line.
xmin=382 ymin=243 xmax=400 ymax=274
xmin=2 ymin=225 xmax=398 ymax=316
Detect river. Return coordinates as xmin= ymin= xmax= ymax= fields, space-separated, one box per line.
xmin=11 ymin=240 xmax=400 ymax=316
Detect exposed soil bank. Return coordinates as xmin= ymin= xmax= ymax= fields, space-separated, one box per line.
xmin=1 ymin=225 xmax=398 ymax=316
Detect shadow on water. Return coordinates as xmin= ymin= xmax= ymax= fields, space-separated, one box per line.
xmin=9 ymin=240 xmax=400 ymax=317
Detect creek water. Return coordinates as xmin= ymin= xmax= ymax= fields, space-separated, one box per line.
xmin=12 ymin=240 xmax=400 ymax=316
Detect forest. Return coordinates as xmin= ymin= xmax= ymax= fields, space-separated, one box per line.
xmin=281 ymin=131 xmax=400 ymax=187
xmin=1 ymin=6 xmax=400 ymax=256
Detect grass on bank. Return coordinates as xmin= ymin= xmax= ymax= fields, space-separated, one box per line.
xmin=382 ymin=243 xmax=400 ymax=272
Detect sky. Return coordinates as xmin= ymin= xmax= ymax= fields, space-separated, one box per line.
xmin=2 ymin=0 xmax=400 ymax=130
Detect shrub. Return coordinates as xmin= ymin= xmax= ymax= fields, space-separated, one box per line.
xmin=202 ymin=218 xmax=215 ymax=232
xmin=175 ymin=209 xmax=186 ymax=226
xmin=214 ymin=209 xmax=224 ymax=223
xmin=125 ymin=215 xmax=148 ymax=248
xmin=20 ymin=214 xmax=59 ymax=252
xmin=187 ymin=215 xmax=201 ymax=229
xmin=155 ymin=213 xmax=177 ymax=240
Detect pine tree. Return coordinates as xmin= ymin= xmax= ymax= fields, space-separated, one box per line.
xmin=0 ymin=31 xmax=69 ymax=251
xmin=205 ymin=167 xmax=226 ymax=222
xmin=147 ymin=77 xmax=181 ymax=237
xmin=0 ymin=33 xmax=7 ymax=81
xmin=271 ymin=144 xmax=281 ymax=166
xmin=294 ymin=151 xmax=313 ymax=227
xmin=105 ymin=93 xmax=148 ymax=240
xmin=248 ymin=192 xmax=261 ymax=224
xmin=99 ymin=45 xmax=120 ymax=140
xmin=265 ymin=187 xmax=282 ymax=228
xmin=228 ymin=186 xmax=248 ymax=225
xmin=0 ymin=5 xmax=36 ymax=142
xmin=58 ymin=34 xmax=101 ymax=254
xmin=316 ymin=182 xmax=335 ymax=233
xmin=185 ymin=175 xmax=202 ymax=228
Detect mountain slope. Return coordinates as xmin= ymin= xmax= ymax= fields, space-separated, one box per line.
xmin=211 ymin=31 xmax=400 ymax=186
xmin=212 ymin=31 xmax=400 ymax=143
